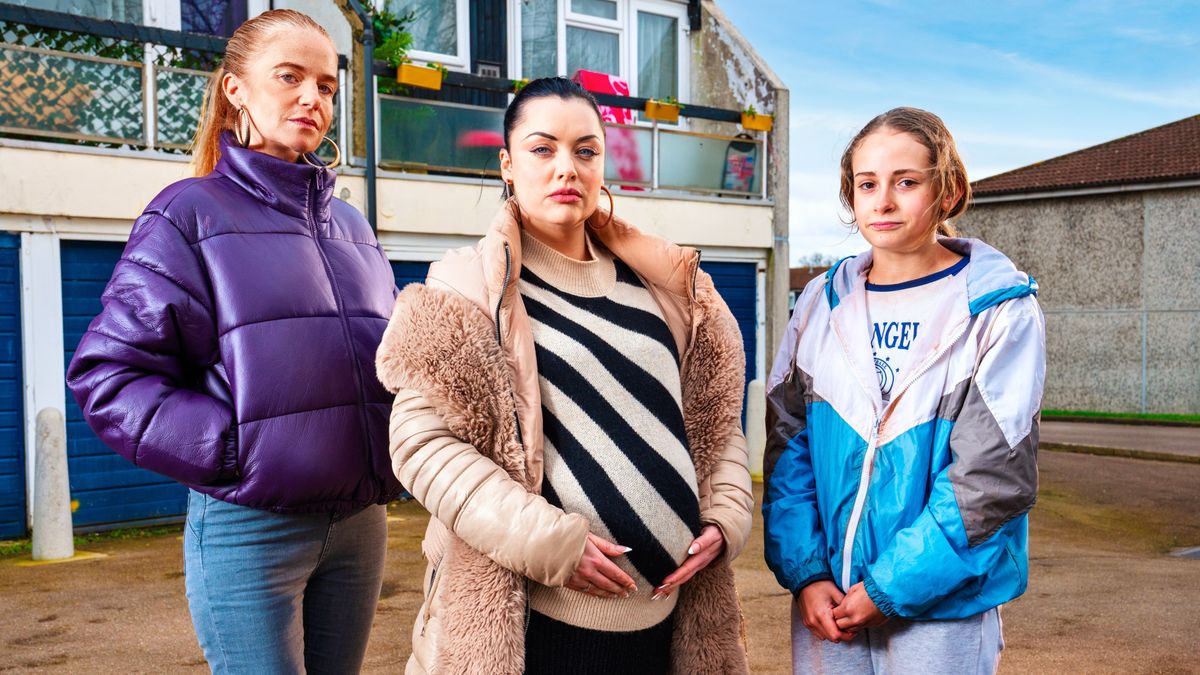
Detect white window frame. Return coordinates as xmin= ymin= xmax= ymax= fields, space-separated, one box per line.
xmin=508 ymin=0 xmax=689 ymax=120
xmin=624 ymin=0 xmax=691 ymax=106
xmin=565 ymin=0 xmax=623 ymax=30
xmin=145 ymin=0 xmax=268 ymax=32
xmin=561 ymin=6 xmax=626 ymax=84
xmin=401 ymin=0 xmax=472 ymax=72
xmin=143 ymin=0 xmax=180 ymax=29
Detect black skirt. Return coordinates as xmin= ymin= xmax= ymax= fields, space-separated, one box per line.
xmin=524 ymin=609 xmax=674 ymax=674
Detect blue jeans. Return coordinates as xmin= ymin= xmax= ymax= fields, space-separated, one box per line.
xmin=183 ymin=490 xmax=387 ymax=675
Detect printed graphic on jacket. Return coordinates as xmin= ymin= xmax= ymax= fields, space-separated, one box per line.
xmin=866 ymin=256 xmax=968 ymax=402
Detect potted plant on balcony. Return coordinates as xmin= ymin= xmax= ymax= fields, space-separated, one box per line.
xmin=372 ymin=7 xmax=445 ymax=91
xmin=740 ymin=104 xmax=774 ymax=132
xmin=396 ymin=59 xmax=446 ymax=91
xmin=644 ymin=96 xmax=682 ymax=123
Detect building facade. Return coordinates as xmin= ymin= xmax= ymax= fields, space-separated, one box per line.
xmin=957 ymin=114 xmax=1200 ymax=416
xmin=0 ymin=0 xmax=788 ymax=535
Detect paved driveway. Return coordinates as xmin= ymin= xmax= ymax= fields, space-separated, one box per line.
xmin=1041 ymin=420 xmax=1200 ymax=459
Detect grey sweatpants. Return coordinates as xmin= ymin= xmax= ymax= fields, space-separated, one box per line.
xmin=790 ymin=601 xmax=1004 ymax=674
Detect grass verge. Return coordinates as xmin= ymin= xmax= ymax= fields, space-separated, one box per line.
xmin=1043 ymin=409 xmax=1200 ymax=424
xmin=0 ymin=524 xmax=183 ymax=559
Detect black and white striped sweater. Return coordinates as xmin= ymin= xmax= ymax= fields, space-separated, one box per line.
xmin=519 ymin=231 xmax=701 ymax=633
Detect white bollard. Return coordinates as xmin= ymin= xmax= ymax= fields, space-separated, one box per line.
xmin=32 ymin=408 xmax=74 ymax=561
xmin=745 ymin=380 xmax=766 ymax=481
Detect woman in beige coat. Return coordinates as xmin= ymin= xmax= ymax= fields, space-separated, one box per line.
xmin=375 ymin=78 xmax=753 ymax=674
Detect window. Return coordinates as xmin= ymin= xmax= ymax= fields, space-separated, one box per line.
xmin=571 ymin=0 xmax=615 ymax=20
xmin=512 ymin=0 xmax=688 ymax=111
xmin=520 ymin=0 xmax=558 ymax=79
xmin=566 ymin=25 xmax=619 ymax=76
xmin=387 ymin=0 xmax=470 ymax=70
xmin=180 ymin=0 xmax=246 ymax=37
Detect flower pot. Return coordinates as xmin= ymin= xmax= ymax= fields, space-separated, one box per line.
xmin=741 ymin=112 xmax=773 ymax=132
xmin=397 ymin=63 xmax=443 ymax=91
xmin=644 ymin=100 xmax=681 ymax=123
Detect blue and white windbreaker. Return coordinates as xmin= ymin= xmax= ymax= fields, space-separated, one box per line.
xmin=763 ymin=238 xmax=1045 ymax=620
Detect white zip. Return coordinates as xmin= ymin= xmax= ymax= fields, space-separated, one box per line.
xmin=837 ymin=314 xmax=973 ymax=591
xmin=841 ymin=416 xmax=880 ymax=590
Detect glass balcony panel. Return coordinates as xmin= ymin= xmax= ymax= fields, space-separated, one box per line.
xmin=0 ymin=44 xmax=143 ymax=144
xmin=658 ymin=129 xmax=762 ymax=196
xmin=603 ymin=122 xmax=651 ymax=187
xmin=154 ymin=65 xmax=208 ymax=149
xmin=17 ymin=0 xmax=142 ymax=24
xmin=379 ymin=95 xmax=504 ymax=175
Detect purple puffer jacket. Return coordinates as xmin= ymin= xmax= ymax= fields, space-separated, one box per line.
xmin=67 ymin=132 xmax=402 ymax=513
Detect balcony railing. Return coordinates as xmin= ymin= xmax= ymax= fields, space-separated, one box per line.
xmin=0 ymin=5 xmax=346 ymax=157
xmin=0 ymin=6 xmax=771 ymax=203
xmin=377 ymin=93 xmax=767 ymax=200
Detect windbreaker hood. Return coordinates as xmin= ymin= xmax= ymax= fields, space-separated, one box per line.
xmin=824 ymin=237 xmax=1038 ymax=315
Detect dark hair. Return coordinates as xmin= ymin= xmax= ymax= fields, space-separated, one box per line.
xmin=839 ymin=107 xmax=970 ymax=237
xmin=503 ymin=77 xmax=604 ymax=149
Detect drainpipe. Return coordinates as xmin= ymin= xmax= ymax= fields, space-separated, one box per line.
xmin=346 ymin=0 xmax=378 ymax=231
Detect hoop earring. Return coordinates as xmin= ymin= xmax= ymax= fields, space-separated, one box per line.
xmin=599 ymin=185 xmax=615 ymax=229
xmin=234 ymin=106 xmax=252 ymax=148
xmin=302 ymin=136 xmax=342 ymax=170
xmin=502 ymin=180 xmax=513 ymax=200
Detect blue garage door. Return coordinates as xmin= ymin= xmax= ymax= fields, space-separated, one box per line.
xmin=391 ymin=260 xmax=430 ymax=291
xmin=0 ymin=235 xmax=25 ymax=538
xmin=701 ymin=261 xmax=758 ymax=389
xmin=701 ymin=261 xmax=758 ymax=426
xmin=62 ymin=241 xmax=188 ymax=530
xmin=388 ymin=258 xmax=758 ymax=402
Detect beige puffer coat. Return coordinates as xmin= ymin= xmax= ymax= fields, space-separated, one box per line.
xmin=376 ymin=201 xmax=755 ymax=674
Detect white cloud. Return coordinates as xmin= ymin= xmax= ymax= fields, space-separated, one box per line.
xmin=1113 ymin=26 xmax=1199 ymax=48
xmin=989 ymin=48 xmax=1200 ymax=109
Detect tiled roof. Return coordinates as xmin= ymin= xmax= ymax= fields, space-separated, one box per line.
xmin=790 ymin=266 xmax=828 ymax=290
xmin=972 ymin=114 xmax=1200 ymax=197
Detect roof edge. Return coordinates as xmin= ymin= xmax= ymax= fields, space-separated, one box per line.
xmin=971 ymin=113 xmax=1200 ymax=193
xmin=972 ymin=177 xmax=1200 ymax=204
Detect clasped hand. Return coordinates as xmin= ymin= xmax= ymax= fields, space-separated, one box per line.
xmin=565 ymin=525 xmax=725 ymax=599
xmin=797 ymin=580 xmax=888 ymax=643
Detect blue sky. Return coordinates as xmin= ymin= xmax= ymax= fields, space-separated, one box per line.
xmin=719 ymin=1 xmax=1200 ymax=260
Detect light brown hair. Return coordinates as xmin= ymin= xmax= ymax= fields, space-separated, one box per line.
xmin=190 ymin=9 xmax=332 ymax=176
xmin=839 ymin=107 xmax=970 ymax=237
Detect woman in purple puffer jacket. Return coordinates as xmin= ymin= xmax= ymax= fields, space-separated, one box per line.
xmin=65 ymin=10 xmax=399 ymax=674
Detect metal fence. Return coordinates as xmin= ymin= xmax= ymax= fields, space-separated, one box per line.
xmin=1 ymin=5 xmax=773 ymax=206
xmin=0 ymin=9 xmax=345 ymax=157
xmin=1041 ymin=307 xmax=1200 ymax=415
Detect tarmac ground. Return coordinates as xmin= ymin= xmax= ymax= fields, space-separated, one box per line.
xmin=1 ymin=449 xmax=1198 ymax=674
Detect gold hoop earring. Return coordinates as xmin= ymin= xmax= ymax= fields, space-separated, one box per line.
xmin=302 ymin=136 xmax=342 ymax=170
xmin=234 ymin=106 xmax=253 ymax=148
xmin=599 ymin=185 xmax=615 ymax=229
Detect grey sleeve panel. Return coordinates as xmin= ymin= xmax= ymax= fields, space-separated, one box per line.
xmin=763 ymin=365 xmax=814 ymax=488
xmin=947 ymin=382 xmax=1039 ymax=547
xmin=937 ymin=377 xmax=971 ymax=420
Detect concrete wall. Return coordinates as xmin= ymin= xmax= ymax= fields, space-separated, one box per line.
xmin=692 ymin=0 xmax=790 ymax=372
xmin=0 ymin=142 xmax=772 ymax=253
xmin=957 ymin=187 xmax=1200 ymax=414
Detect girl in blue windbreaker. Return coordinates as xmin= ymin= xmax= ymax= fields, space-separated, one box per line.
xmin=763 ymin=107 xmax=1045 ymax=674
